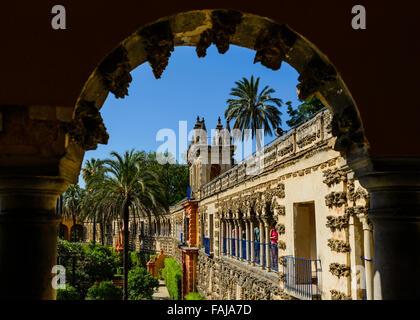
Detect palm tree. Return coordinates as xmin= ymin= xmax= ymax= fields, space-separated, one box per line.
xmin=62 ymin=184 xmax=85 ymax=242
xmin=225 ymin=75 xmax=283 ymax=149
xmin=101 ymin=150 xmax=167 ymax=300
xmin=62 ymin=184 xmax=85 ymax=285
xmin=81 ymin=158 xmax=106 ymax=244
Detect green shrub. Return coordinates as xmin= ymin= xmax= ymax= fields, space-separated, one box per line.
xmin=56 ymin=285 xmax=80 ymax=300
xmin=185 ymin=292 xmax=205 ymax=300
xmin=128 ymin=267 xmax=159 ymax=300
xmin=57 ymin=239 xmax=121 ymax=299
xmin=86 ymin=281 xmax=123 ymax=300
xmin=83 ymin=242 xmax=120 ymax=282
xmin=158 ymin=267 xmax=164 ymax=280
xmin=162 ymin=258 xmax=182 ymax=300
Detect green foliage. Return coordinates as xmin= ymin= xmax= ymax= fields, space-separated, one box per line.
xmin=225 ymin=75 xmax=283 ymax=146
xmin=57 ymin=238 xmax=121 ymax=299
xmin=130 ymin=252 xmax=153 ymax=270
xmin=83 ymin=242 xmax=120 ymax=283
xmin=86 ymin=281 xmax=123 ymax=300
xmin=127 ymin=267 xmax=159 ymax=300
xmin=162 ymin=258 xmax=182 ymax=300
xmin=185 ymin=292 xmax=205 ymax=300
xmin=158 ymin=267 xmax=164 ymax=280
xmin=135 ymin=151 xmax=189 ymax=206
xmin=285 ymin=96 xmax=325 ymax=128
xmin=56 ymin=285 xmax=80 ymax=300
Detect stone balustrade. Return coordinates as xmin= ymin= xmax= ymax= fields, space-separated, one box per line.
xmin=200 ymin=109 xmax=332 ymax=199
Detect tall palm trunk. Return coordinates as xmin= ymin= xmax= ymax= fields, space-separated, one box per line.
xmin=123 ymin=201 xmax=130 ymax=300
xmin=100 ymin=217 xmax=105 ymax=245
xmin=72 ymin=211 xmax=77 ymax=285
xmin=92 ymin=215 xmax=96 ymax=244
xmin=72 ymin=212 xmax=77 ymax=242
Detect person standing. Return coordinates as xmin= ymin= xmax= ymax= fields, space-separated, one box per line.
xmin=270 ymin=223 xmax=279 ymax=269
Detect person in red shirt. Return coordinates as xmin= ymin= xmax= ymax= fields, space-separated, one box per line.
xmin=270 ymin=223 xmax=279 ymax=268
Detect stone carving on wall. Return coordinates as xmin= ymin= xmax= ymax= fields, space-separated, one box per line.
xmin=276 ymin=223 xmax=285 ymax=235
xmin=278 ymin=143 xmax=293 ymax=157
xmin=196 ymin=10 xmax=242 ymax=57
xmin=325 ymin=192 xmax=347 ymax=208
xmin=273 ymin=205 xmax=286 ymax=216
xmin=347 ymin=184 xmax=369 ymax=203
xmin=345 ymin=206 xmax=368 ymax=217
xmin=331 ymin=104 xmax=366 ymax=154
xmin=296 ymin=131 xmax=317 ymax=149
xmin=322 ymin=169 xmax=347 ymax=187
xmin=64 ymin=100 xmax=109 ymax=150
xmin=296 ymin=55 xmax=337 ymax=101
xmin=139 ymin=20 xmax=174 ymax=79
xmin=330 ymin=289 xmax=351 ymax=300
xmin=326 ymin=215 xmax=349 ymax=232
xmin=329 ymin=263 xmax=351 ymax=278
xmin=327 ymin=239 xmax=350 ymax=253
xmin=277 ymin=240 xmax=286 ymax=250
xmin=97 ymin=45 xmax=132 ymax=99
xmin=253 ymin=24 xmax=297 ymax=71
xmin=197 ymin=251 xmax=289 ymax=300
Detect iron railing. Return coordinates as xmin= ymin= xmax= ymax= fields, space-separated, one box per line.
xmin=283 ymin=256 xmax=321 ymax=300
xmin=220 ymin=239 xmax=279 ymax=272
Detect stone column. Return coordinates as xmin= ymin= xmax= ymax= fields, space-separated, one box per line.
xmin=259 ymin=220 xmax=265 ymax=269
xmin=245 ymin=219 xmax=250 ymax=263
xmin=227 ymin=220 xmax=231 ymax=256
xmin=0 ymin=176 xmax=70 ymax=299
xmin=238 ymin=221 xmax=243 ymax=260
xmin=250 ymin=220 xmax=255 ymax=265
xmin=360 ymin=217 xmax=374 ymax=300
xmin=221 ymin=219 xmax=224 ymax=255
xmin=356 ymin=157 xmax=420 ymax=300
xmin=264 ymin=222 xmax=270 ymax=269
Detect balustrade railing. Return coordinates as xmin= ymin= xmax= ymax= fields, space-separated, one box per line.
xmin=200 ymin=109 xmax=330 ymax=199
xmin=283 ymin=256 xmax=321 ymax=300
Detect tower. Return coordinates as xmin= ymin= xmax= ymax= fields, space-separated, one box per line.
xmin=187 ymin=116 xmax=235 ymax=199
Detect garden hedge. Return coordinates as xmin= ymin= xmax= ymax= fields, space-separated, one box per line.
xmin=162 ymin=258 xmax=182 ymax=300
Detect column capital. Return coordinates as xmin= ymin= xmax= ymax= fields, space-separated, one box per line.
xmin=355 ymin=157 xmax=420 ymax=222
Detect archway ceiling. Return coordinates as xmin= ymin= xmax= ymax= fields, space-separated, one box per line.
xmin=0 ymin=1 xmax=419 ymax=157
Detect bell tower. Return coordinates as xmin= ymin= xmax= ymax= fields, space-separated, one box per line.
xmin=187 ymin=116 xmax=235 ymax=199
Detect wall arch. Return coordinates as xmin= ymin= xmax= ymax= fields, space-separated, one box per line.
xmin=72 ymin=9 xmax=369 ymax=166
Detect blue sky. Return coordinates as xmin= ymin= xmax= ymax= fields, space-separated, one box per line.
xmin=80 ymin=45 xmax=301 ymax=186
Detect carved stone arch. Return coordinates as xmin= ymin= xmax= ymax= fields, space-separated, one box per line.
xmin=76 ymin=9 xmax=368 ymax=162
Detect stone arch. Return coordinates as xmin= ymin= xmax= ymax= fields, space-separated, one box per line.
xmin=70 ymin=224 xmax=84 ymax=242
xmin=73 ymin=9 xmax=368 ymax=164
xmin=59 ymin=223 xmax=69 ymax=241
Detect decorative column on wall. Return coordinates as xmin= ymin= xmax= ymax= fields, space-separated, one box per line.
xmin=245 ymin=218 xmax=250 ymax=263
xmin=264 ymin=219 xmax=270 ymax=269
xmin=228 ymin=219 xmax=232 ymax=256
xmin=324 ymin=168 xmax=352 ymax=300
xmin=220 ymin=218 xmax=225 ymax=255
xmin=359 ymin=214 xmax=373 ymax=300
xmin=238 ymin=220 xmax=243 ymax=260
xmin=250 ymin=219 xmax=255 ymax=265
xmin=235 ymin=219 xmax=240 ymax=259
xmin=259 ymin=219 xmax=265 ymax=269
